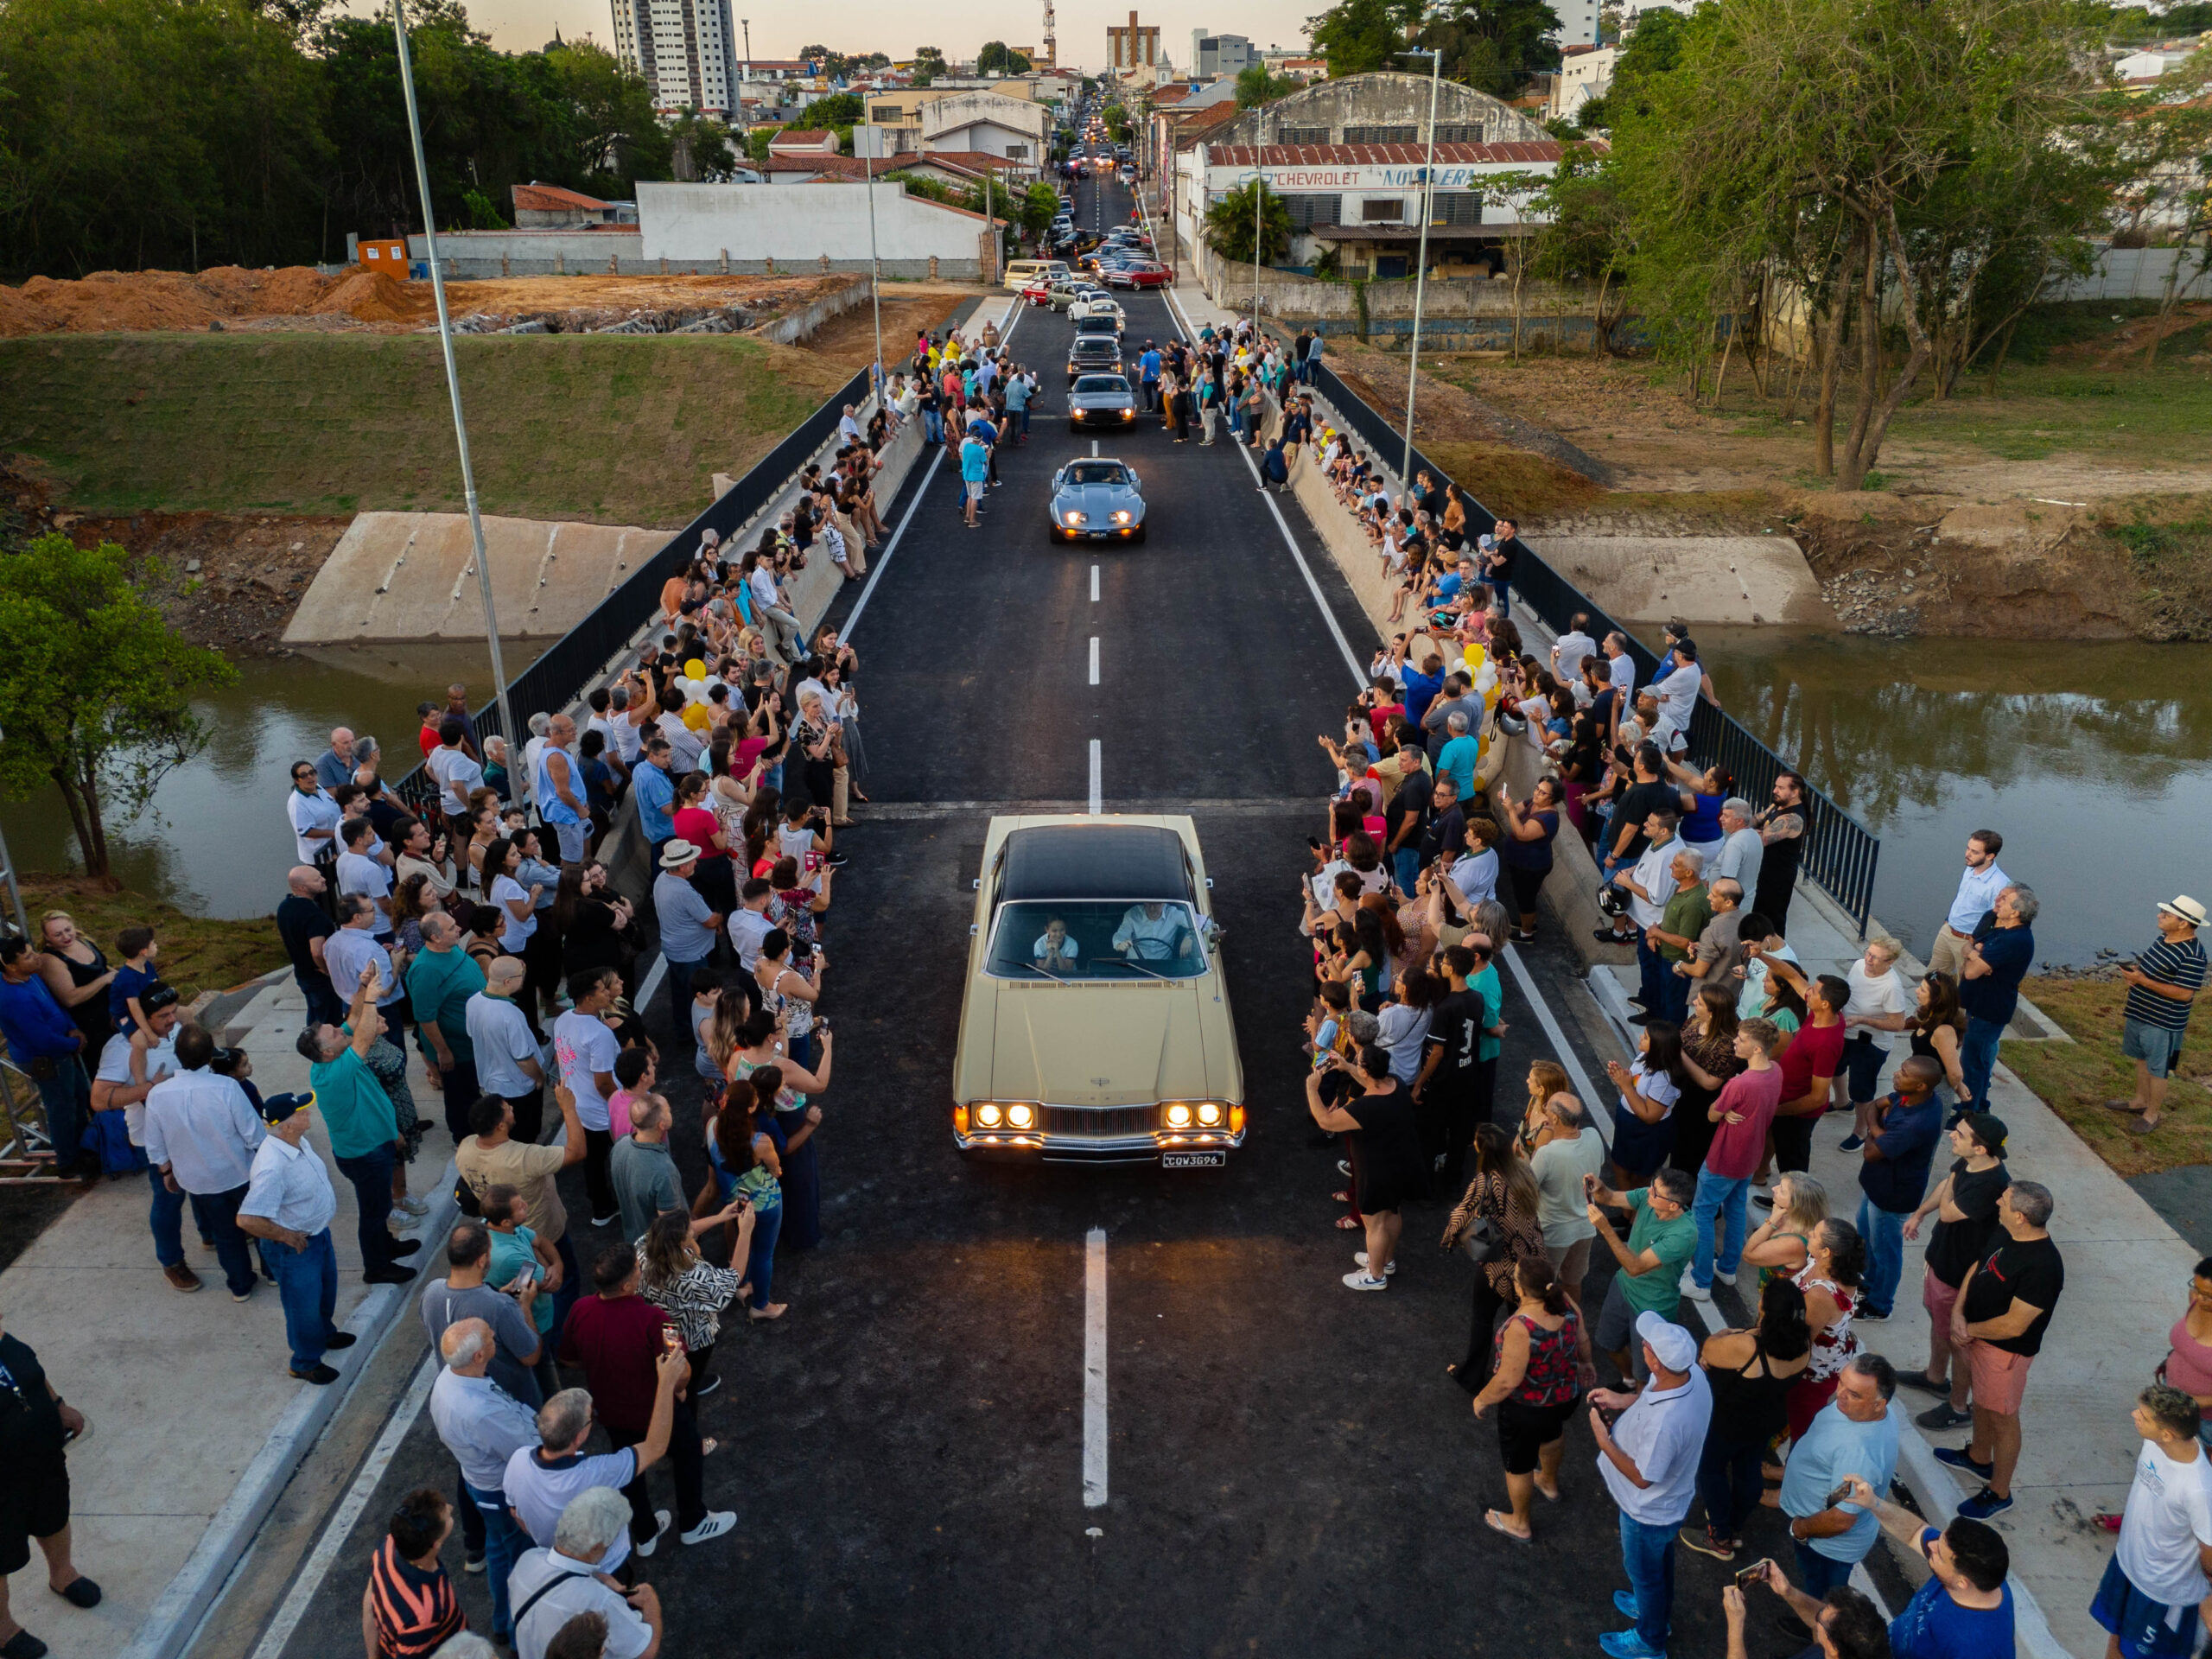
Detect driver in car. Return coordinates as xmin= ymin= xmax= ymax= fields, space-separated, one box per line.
xmin=1112 ymin=902 xmax=1194 ymax=962
xmin=1032 ymin=918 xmax=1081 ymax=972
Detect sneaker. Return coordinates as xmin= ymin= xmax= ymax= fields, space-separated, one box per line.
xmin=1679 ymin=1525 xmax=1734 ymax=1562
xmin=1713 ymin=1270 xmax=1737 ymax=1287
xmin=680 ymin=1510 xmax=737 ymax=1545
xmin=1934 ymin=1445 xmax=1994 ymax=1480
xmin=1611 ymin=1591 xmax=1642 ymax=1619
xmin=231 ymin=1283 xmax=256 ymax=1304
xmin=289 ymin=1363 xmax=340 ymax=1385
xmin=1917 ymin=1402 xmax=1974 ymax=1431
xmin=1855 ymin=1307 xmax=1890 ymax=1324
xmin=593 ymin=1212 xmax=621 ymax=1228
xmin=691 ymin=1372 xmax=721 ymax=1399
xmin=1897 ymin=1371 xmax=1951 ymax=1397
xmin=1752 ymin=1192 xmax=1775 ymax=1210
xmin=1353 ymin=1252 xmax=1397 ymax=1276
xmin=1598 ymin=1633 xmax=1667 ymax=1659
xmin=1956 ymin=1485 xmax=2014 ymax=1521
xmin=394 ymin=1195 xmax=430 ymax=1217
xmin=163 ymin=1262 xmax=204 ymax=1294
xmin=386 ymin=1237 xmax=421 ymax=1256
xmin=1679 ymin=1271 xmax=1713 ymax=1303
xmin=633 ymin=1510 xmax=674 ymax=1559
xmin=1341 ymin=1270 xmax=1389 ymax=1292
xmin=462 ymin=1553 xmax=486 ymax=1575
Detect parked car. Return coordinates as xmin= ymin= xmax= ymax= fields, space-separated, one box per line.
xmin=1105 ymin=260 xmax=1174 ymax=290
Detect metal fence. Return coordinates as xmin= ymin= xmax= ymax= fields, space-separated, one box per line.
xmin=390 ymin=365 xmax=873 ymax=817
xmin=1304 ymin=359 xmax=1883 ymax=933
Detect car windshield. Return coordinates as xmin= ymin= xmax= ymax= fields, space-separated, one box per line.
xmin=1071 ymin=377 xmax=1130 ymax=396
xmin=1072 ymin=342 xmax=1117 ymax=358
xmin=1064 ymin=461 xmax=1130 ymax=484
xmin=988 ymin=900 xmax=1208 ymax=979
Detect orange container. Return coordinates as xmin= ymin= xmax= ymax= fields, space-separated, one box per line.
xmin=357 ymin=238 xmax=409 ymax=270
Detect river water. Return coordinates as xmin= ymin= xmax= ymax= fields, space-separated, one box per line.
xmin=5 ymin=632 xmax=2205 ymax=963
xmin=0 ymin=643 xmax=508 ymax=919
xmin=1700 ymin=628 xmax=2212 ymax=968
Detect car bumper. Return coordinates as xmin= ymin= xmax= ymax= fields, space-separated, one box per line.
xmin=954 ymin=1128 xmax=1245 ymax=1166
xmin=1069 ymin=408 xmax=1138 ymax=423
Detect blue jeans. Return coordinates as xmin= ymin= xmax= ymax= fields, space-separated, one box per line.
xmin=1856 ymin=1194 xmax=1909 ymax=1317
xmin=148 ymin=1161 xmax=188 ymax=1267
xmin=1658 ymin=960 xmax=1692 ymax=1027
xmin=1961 ymin=1016 xmax=2003 ymax=1109
xmin=296 ymin=971 xmax=345 ymax=1029
xmin=1637 ymin=936 xmax=1671 ymax=1014
xmin=1391 ymin=846 xmax=1421 ymax=895
xmin=747 ymin=1201 xmax=784 ymax=1306
xmin=332 ymin=1144 xmax=400 ymax=1274
xmin=31 ymin=1055 xmax=91 ymax=1168
xmin=923 ymin=410 xmax=943 ymax=443
xmin=189 ymin=1182 xmax=258 ymax=1297
xmin=1618 ymin=1511 xmax=1676 ymax=1649
xmin=463 ymin=1477 xmax=526 ymax=1641
xmin=269 ymin=1227 xmax=340 ymax=1371
xmin=1691 ymin=1169 xmax=1751 ymax=1287
xmin=1794 ymin=1540 xmax=1859 ymax=1599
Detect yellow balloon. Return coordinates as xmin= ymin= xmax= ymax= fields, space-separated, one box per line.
xmin=684 ymin=658 xmax=706 ymax=680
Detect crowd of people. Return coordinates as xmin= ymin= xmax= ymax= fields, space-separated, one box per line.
xmin=1287 ymin=544 xmax=2211 ymax=1659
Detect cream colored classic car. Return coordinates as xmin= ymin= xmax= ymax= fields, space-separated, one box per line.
xmin=951 ymin=815 xmax=1246 ymax=1166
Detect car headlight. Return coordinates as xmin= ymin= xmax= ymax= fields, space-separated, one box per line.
xmin=1196 ymin=1102 xmax=1224 ymax=1127
xmin=1065 ymin=511 xmax=1084 ymax=525
xmin=1006 ymin=1103 xmax=1036 ymax=1130
xmin=976 ymin=1103 xmax=1003 ymax=1128
xmin=1164 ymin=1103 xmax=1192 ymax=1128
xmin=1120 ymin=405 xmax=1135 ymax=417
xmin=1112 ymin=510 xmax=1131 ymax=524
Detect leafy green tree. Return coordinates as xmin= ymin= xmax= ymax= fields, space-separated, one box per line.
xmin=978 ymin=41 xmax=1033 ymax=75
xmin=669 ymin=110 xmax=739 ymax=181
xmin=1019 ymin=181 xmax=1062 ymax=243
xmin=2111 ymin=48 xmax=2212 ymax=370
xmin=912 ymin=46 xmax=948 ymax=86
xmin=1306 ymin=0 xmax=1406 ymax=77
xmin=1235 ymin=64 xmax=1304 ymax=106
xmin=1205 ymin=179 xmax=1294 ymax=265
xmin=1415 ymin=0 xmax=1563 ymax=98
xmin=0 ymin=537 xmax=236 ymax=880
xmin=1531 ymin=144 xmax=1630 ymax=353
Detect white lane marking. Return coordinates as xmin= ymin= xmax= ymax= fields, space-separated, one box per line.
xmin=1090 ymin=564 xmax=1100 ymax=602
xmin=1084 ymin=1227 xmax=1109 ymax=1508
xmin=249 ymin=1354 xmax=439 ymax=1659
xmin=637 ymin=950 xmax=668 ymax=1013
xmin=1091 ymin=439 xmax=1100 ymax=456
xmin=841 ymin=446 xmax=945 ymax=642
xmin=1087 ymin=741 xmax=1103 ymax=815
xmin=1497 ymin=944 xmax=1608 ymax=1152
xmin=1089 ymin=636 xmax=1100 ymax=685
xmin=1229 ymin=438 xmax=1367 ymax=687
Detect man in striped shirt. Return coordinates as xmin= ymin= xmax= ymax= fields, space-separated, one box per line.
xmin=362 ymin=1489 xmax=465 ymax=1658
xmin=2106 ymin=895 xmax=2208 ymax=1137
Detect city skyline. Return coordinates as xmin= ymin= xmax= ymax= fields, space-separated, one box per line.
xmin=347 ymin=0 xmax=1319 ymax=67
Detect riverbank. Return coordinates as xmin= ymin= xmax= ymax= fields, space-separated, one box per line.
xmin=14 ymin=874 xmax=284 ymax=995
xmin=2005 ymin=974 xmax=2212 ymax=1178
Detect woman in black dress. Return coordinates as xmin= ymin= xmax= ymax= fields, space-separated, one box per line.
xmin=1305 ymin=1045 xmax=1425 ymax=1292
xmin=1671 ymin=982 xmax=1745 ymax=1177
xmin=34 ymin=912 xmax=116 ymax=1052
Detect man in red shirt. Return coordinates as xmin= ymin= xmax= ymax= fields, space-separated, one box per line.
xmin=1758 ymin=964 xmax=1848 ymax=1192
xmin=560 ymin=1245 xmax=734 ymax=1551
xmin=363 ymin=1488 xmax=465 ymax=1658
xmin=1683 ymin=1016 xmax=1787 ymax=1302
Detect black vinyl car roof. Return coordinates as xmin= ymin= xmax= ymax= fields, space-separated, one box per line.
xmin=1000 ymin=824 xmax=1191 ymax=903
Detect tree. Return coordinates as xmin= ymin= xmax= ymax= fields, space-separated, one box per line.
xmin=0 ymin=537 xmax=236 ymax=881
xmin=668 ymin=110 xmax=739 ymax=181
xmin=1204 ymin=179 xmax=1294 ymax=265
xmin=1483 ymin=169 xmax=1550 ymax=353
xmin=912 ymin=45 xmax=948 ymax=86
xmin=1532 ymin=145 xmax=1630 ymax=354
xmin=977 ymin=41 xmax=1032 ymax=75
xmin=1414 ymin=0 xmax=1564 ymax=99
xmin=1306 ymin=0 xmax=1406 ymax=78
xmin=1235 ymin=64 xmax=1303 ymax=106
xmin=2111 ymin=48 xmax=2212 ymax=371
xmin=1019 ymin=181 xmax=1061 ymax=244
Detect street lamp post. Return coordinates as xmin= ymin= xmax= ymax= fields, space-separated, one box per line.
xmin=1393 ymin=47 xmax=1443 ymax=492
xmin=391 ymin=0 xmax=524 ymax=800
xmin=858 ymin=124 xmax=887 ymax=400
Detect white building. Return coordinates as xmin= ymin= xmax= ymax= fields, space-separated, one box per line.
xmin=609 ymin=0 xmax=741 ymax=116
xmin=638 ymin=181 xmax=1001 ymax=276
xmin=918 ymin=90 xmax=1055 ymax=172
xmin=1191 ymin=30 xmax=1255 ymax=77
xmin=1547 ymin=0 xmax=1602 ymax=47
xmin=1549 ymin=44 xmax=1618 ymax=119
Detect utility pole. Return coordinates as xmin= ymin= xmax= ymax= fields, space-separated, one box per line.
xmin=391 ymin=0 xmax=523 ymax=800
xmin=1393 ymin=46 xmax=1442 ymax=490
xmin=859 ymin=124 xmax=887 ymax=400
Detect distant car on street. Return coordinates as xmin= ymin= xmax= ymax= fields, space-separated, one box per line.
xmin=1105 ymin=260 xmax=1173 ymax=290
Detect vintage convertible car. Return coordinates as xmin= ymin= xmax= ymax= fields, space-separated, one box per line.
xmin=951 ymin=817 xmax=1244 ymax=1166
xmin=1047 ymin=448 xmax=1145 ymax=535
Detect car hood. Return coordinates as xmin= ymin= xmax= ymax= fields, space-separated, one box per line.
xmin=1066 ymin=388 xmax=1135 ymax=408
xmin=1054 ymin=480 xmax=1141 ymax=517
xmin=988 ymin=981 xmax=1210 ymax=1106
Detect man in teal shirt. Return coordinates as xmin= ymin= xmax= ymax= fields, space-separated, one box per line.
xmin=1004 ymin=367 xmax=1032 ymax=442
xmin=960 ymin=434 xmax=990 ymax=530
xmin=1437 ymin=709 xmax=1482 ymax=802
xmin=404 ymin=912 xmax=484 ymax=1141
xmin=296 ymin=963 xmax=416 ymax=1284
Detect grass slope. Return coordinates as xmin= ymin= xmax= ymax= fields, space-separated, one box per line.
xmin=0 ymin=332 xmax=858 ymax=526
xmin=2005 ymin=975 xmax=2212 ymax=1179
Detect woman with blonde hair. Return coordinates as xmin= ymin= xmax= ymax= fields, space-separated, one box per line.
xmin=1516 ymin=1060 xmax=1571 ymax=1154
xmin=1445 ymin=1123 xmax=1549 ymax=1395
xmin=1740 ymin=1172 xmax=1829 ymax=1293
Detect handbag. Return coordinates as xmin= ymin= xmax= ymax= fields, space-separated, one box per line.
xmin=1458 ymin=1215 xmax=1502 ymax=1266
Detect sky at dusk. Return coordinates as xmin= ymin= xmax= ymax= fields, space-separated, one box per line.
xmin=375 ymin=0 xmax=1319 ymax=67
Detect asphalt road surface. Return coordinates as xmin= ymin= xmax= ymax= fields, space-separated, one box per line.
xmin=261 ymin=168 xmax=1869 ymax=1659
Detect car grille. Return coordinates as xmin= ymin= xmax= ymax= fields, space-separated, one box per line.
xmin=1039 ymin=1104 xmax=1157 ymax=1137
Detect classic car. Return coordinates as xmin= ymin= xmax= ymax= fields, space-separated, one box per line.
xmin=1065 ymin=334 xmax=1122 ymax=383
xmin=1104 ymin=260 xmax=1174 ymax=290
xmin=1046 ymin=448 xmax=1145 ymax=532
xmin=951 ymin=817 xmax=1243 ymax=1165
xmin=1069 ymin=295 xmax=1127 ymax=327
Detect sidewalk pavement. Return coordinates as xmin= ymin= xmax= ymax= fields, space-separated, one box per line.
xmin=1 ymin=972 xmax=456 ymax=1659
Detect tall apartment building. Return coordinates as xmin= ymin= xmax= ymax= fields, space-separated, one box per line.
xmin=1107 ymin=10 xmax=1161 ymax=72
xmin=1190 ymin=29 xmax=1254 ymax=77
xmin=609 ymin=0 xmax=741 ymax=117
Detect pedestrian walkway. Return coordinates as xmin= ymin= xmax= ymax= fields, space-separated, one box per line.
xmin=0 ymin=974 xmax=454 ymax=1659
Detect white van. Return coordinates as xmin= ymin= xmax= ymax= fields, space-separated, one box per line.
xmin=1005 ymin=259 xmax=1071 ymax=291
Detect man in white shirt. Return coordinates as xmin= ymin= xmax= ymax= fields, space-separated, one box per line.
xmin=728 ymin=879 xmax=775 ymax=973
xmin=2096 ymin=1383 xmax=2212 ymax=1659
xmin=1614 ymin=810 xmax=1683 ymax=1018
xmin=428 ymin=718 xmax=486 ymax=843
xmin=1591 ymin=1313 xmax=1712 ymax=1659
xmin=1929 ymin=830 xmax=2011 ymax=983
xmin=1112 ymin=902 xmax=1195 ymax=963
xmin=1649 ymin=641 xmax=1704 ymax=747
xmin=90 ymin=987 xmax=193 ymax=1287
xmin=503 ymin=1362 xmax=683 ymax=1578
xmin=1709 ymin=798 xmax=1765 ymax=893
xmin=334 ymin=817 xmax=395 ymax=937
xmin=325 ymin=896 xmax=404 ymax=1015
xmin=1602 ymin=632 xmax=1637 ymax=698
xmin=143 ymin=1023 xmax=267 ymax=1301
xmin=747 ymin=561 xmax=803 ymax=664
xmin=285 ymin=765 xmax=342 ymax=868
xmin=507 ymin=1487 xmax=663 ymax=1659
xmin=430 ymin=1318 xmax=539 ymax=1643
xmin=1551 ymin=613 xmax=1598 ymax=686
xmin=837 ymin=402 xmax=862 ymax=446
xmin=1835 ymin=938 xmax=1914 ymax=1125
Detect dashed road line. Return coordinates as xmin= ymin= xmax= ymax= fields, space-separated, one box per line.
xmin=1089 ymin=636 xmax=1100 ymax=686
xmin=1087 ymin=742 xmax=1103 ymax=814
xmin=1083 ymin=1227 xmax=1109 ymax=1508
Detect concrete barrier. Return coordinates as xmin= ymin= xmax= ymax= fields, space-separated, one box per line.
xmin=1535 ymin=534 xmax=1832 ymax=627
xmin=758 ymin=276 xmax=868 ymax=345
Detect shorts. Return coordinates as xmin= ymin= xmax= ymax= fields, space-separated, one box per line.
xmin=1496 ymin=1395 xmax=1578 ymax=1474
xmin=1963 ymin=1338 xmax=2035 ymax=1415
xmin=1595 ymin=1276 xmax=1637 ymax=1356
xmin=0 ymin=1459 xmax=72 ymax=1575
xmin=2092 ymin=1554 xmax=2202 ymax=1659
xmin=965 ymin=480 xmax=985 ymax=502
xmin=1922 ymin=1268 xmax=1962 ymax=1335
xmin=2121 ymin=1017 xmax=2187 ymax=1079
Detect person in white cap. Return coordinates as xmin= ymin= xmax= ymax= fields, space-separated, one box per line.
xmin=2103 ymin=894 xmax=2207 ymax=1137
xmin=1588 ymin=1310 xmax=1712 ymax=1659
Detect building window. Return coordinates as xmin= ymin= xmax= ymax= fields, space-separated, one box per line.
xmin=1343 ymin=124 xmax=1417 ymax=145
xmin=1007 ymin=143 xmax=1028 ymax=157
xmin=1359 ymin=196 xmax=1406 ymax=222
xmin=1429 ymin=191 xmax=1482 ymax=226
xmin=1433 ymin=122 xmax=1484 ymax=143
xmin=1284 ymin=193 xmax=1341 ymax=228
xmin=1278 ymin=124 xmax=1330 ymax=145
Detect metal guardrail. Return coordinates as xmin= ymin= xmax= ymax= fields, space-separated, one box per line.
xmin=390 ymin=365 xmax=874 ymax=817
xmin=1303 ymin=358 xmax=1882 ymax=934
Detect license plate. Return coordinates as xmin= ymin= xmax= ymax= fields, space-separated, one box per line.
xmin=1162 ymin=1150 xmax=1225 ymax=1169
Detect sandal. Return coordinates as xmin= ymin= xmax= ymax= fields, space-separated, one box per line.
xmin=699 ymin=1438 xmax=721 ymax=1457
xmin=1333 ymin=1214 xmax=1363 ymax=1230
xmin=851 ymin=788 xmax=872 ymax=803
xmin=1484 ymin=1510 xmax=1533 ymax=1542
xmin=749 ymin=1302 xmax=789 ymax=1321
xmin=1331 ymin=1190 xmax=1351 ymax=1204
xmin=1533 ymin=1482 xmax=1561 ymax=1503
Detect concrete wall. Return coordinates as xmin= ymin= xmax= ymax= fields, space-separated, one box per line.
xmin=405 ymin=231 xmax=648 ymax=279
xmin=1536 ymin=536 xmax=1832 ymax=627
xmin=638 ymin=182 xmax=995 ymax=277
xmin=755 ymin=276 xmax=869 ymax=344
xmin=1201 ymin=254 xmax=1637 ymax=349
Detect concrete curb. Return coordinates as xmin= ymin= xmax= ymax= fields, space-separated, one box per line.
xmin=1893 ymin=1429 xmax=2074 ymax=1659
xmin=121 ymin=1164 xmax=462 ymax=1659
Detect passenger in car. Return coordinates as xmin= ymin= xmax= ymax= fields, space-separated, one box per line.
xmin=1032 ymin=919 xmax=1081 ymax=973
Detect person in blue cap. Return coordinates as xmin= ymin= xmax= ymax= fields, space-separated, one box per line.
xmin=236 ymin=1091 xmax=359 ymax=1385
